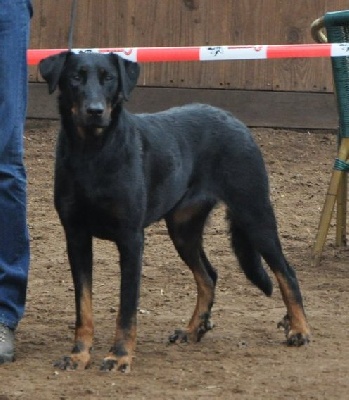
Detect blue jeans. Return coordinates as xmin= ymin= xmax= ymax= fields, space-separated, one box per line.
xmin=0 ymin=0 xmax=32 ymax=330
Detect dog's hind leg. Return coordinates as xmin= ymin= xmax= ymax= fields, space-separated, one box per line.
xmin=227 ymin=205 xmax=310 ymax=346
xmin=165 ymin=202 xmax=217 ymax=344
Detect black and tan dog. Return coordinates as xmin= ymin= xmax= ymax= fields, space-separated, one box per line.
xmin=39 ymin=52 xmax=310 ymax=373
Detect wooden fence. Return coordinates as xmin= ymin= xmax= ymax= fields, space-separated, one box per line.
xmin=28 ymin=0 xmax=349 ymax=128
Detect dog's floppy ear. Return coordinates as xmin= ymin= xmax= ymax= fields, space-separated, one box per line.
xmin=39 ymin=51 xmax=71 ymax=94
xmin=114 ymin=55 xmax=140 ymax=101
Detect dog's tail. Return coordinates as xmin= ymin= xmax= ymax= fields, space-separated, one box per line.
xmin=227 ymin=211 xmax=273 ymax=297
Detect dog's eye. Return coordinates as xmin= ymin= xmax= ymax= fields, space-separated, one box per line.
xmin=104 ymin=74 xmax=114 ymax=81
xmin=71 ymin=74 xmax=81 ymax=82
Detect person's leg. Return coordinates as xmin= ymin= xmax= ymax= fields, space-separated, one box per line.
xmin=0 ymin=0 xmax=32 ymax=363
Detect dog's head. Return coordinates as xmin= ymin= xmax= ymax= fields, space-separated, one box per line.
xmin=39 ymin=52 xmax=140 ymax=129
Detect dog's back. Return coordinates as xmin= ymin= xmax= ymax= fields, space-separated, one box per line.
xmin=134 ymin=103 xmax=257 ymax=160
xmin=128 ymin=103 xmax=269 ymax=222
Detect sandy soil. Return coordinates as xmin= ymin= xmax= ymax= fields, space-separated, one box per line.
xmin=0 ymin=119 xmax=348 ymax=400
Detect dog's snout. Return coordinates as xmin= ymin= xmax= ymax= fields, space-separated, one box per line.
xmin=86 ymin=102 xmax=105 ymax=116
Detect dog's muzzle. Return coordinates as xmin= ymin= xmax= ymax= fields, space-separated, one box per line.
xmin=86 ymin=101 xmax=105 ymax=117
xmin=79 ymin=101 xmax=111 ymax=127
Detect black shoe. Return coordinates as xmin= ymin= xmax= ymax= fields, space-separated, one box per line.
xmin=0 ymin=323 xmax=15 ymax=364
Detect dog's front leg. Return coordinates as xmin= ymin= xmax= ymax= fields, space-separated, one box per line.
xmin=101 ymin=231 xmax=143 ymax=373
xmin=54 ymin=229 xmax=94 ymax=370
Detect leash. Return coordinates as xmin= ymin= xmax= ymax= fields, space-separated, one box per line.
xmin=67 ymin=0 xmax=78 ymax=50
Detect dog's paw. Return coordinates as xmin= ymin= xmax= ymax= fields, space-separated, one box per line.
xmin=196 ymin=314 xmax=214 ymax=341
xmin=168 ymin=314 xmax=214 ymax=344
xmin=54 ymin=356 xmax=75 ymax=370
xmin=286 ymin=331 xmax=310 ymax=347
xmin=277 ymin=314 xmax=291 ymax=334
xmin=100 ymin=355 xmax=131 ymax=373
xmin=53 ymin=353 xmax=91 ymax=371
xmin=168 ymin=329 xmax=190 ymax=344
xmin=277 ymin=314 xmax=310 ymax=346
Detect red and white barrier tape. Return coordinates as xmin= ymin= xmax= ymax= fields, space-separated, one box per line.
xmin=27 ymin=43 xmax=349 ymax=65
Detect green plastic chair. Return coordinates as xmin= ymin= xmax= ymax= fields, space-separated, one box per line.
xmin=311 ymin=10 xmax=349 ymax=266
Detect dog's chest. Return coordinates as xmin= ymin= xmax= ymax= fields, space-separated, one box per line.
xmin=65 ymin=150 xmax=142 ymax=213
xmin=68 ymin=167 xmax=141 ymax=238
xmin=75 ymin=165 xmax=133 ymax=207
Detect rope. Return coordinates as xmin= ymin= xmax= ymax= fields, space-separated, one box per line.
xmin=67 ymin=0 xmax=78 ymax=50
xmin=334 ymin=158 xmax=349 ymax=171
xmin=311 ymin=17 xmax=328 ymax=43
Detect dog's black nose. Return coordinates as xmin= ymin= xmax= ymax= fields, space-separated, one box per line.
xmin=86 ymin=102 xmax=105 ymax=116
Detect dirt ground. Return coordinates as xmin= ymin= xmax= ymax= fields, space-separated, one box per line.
xmin=0 ymin=119 xmax=348 ymax=400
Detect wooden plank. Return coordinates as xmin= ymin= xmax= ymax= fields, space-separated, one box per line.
xmin=271 ymin=0 xmax=329 ymax=92
xmin=27 ymin=82 xmax=338 ymax=129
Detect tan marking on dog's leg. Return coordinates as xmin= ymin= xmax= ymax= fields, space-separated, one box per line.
xmin=275 ymin=272 xmax=310 ymax=343
xmin=172 ymin=205 xmax=203 ymax=225
xmin=102 ymin=313 xmax=137 ymax=373
xmin=70 ymin=286 xmax=94 ymax=369
xmin=186 ymin=268 xmax=215 ymax=341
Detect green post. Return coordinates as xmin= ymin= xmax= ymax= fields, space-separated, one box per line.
xmin=312 ymin=10 xmax=349 ymax=265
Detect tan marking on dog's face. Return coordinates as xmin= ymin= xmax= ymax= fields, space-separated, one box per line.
xmin=106 ymin=104 xmax=112 ymax=116
xmin=77 ymin=126 xmax=86 ymax=139
xmin=71 ymin=103 xmax=79 ymax=116
xmin=93 ymin=127 xmax=104 ymax=136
